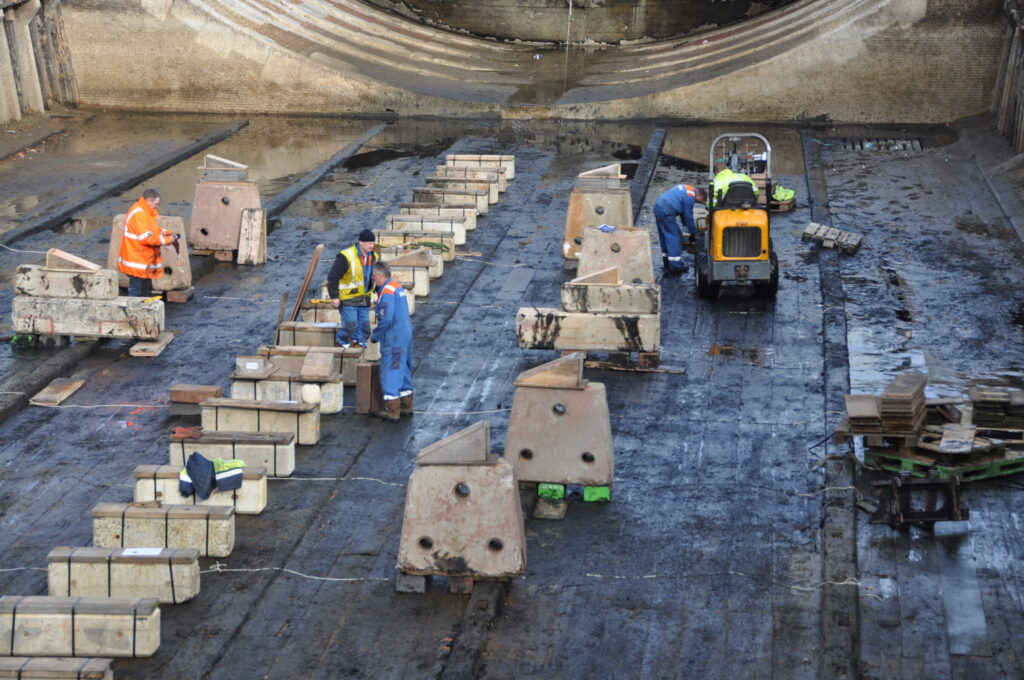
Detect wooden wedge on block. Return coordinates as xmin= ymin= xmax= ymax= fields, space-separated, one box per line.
xmin=275 ymin=321 xmax=339 ymax=347
xmin=433 ymin=166 xmax=506 ymax=193
xmin=45 ymin=248 xmax=100 ymax=272
xmin=0 ymin=596 xmax=160 ymax=658
xmin=425 ymin=177 xmax=498 ymax=204
xmin=47 ymin=546 xmax=200 ymax=604
xmin=229 ymin=370 xmax=343 ymax=414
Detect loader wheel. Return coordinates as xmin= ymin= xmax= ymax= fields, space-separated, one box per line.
xmin=695 ymin=250 xmax=720 ymax=300
xmin=754 ymin=251 xmax=779 ymax=299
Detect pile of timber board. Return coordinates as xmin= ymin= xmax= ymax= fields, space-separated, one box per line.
xmin=802 ymin=222 xmax=862 ymax=254
xmin=844 ymin=394 xmax=882 ymax=433
xmin=880 ymin=373 xmax=927 ymax=433
xmin=969 ymin=386 xmax=1024 ymax=428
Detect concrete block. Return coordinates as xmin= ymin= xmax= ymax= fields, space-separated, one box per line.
xmin=14 ymin=265 xmax=119 ymax=300
xmin=275 ymin=321 xmax=338 ymax=347
xmin=133 ymin=464 xmax=268 ymax=515
xmin=256 ymin=345 xmax=362 ymax=387
xmin=433 ymin=166 xmax=506 ymax=193
xmin=561 ymin=279 xmax=661 ymax=314
xmin=108 ymin=215 xmax=191 ymax=291
xmin=374 ymin=230 xmax=455 ymax=261
xmin=516 ymin=307 xmax=660 ymax=352
xmin=399 ymin=202 xmax=477 ymax=231
xmin=189 ymin=180 xmax=261 ymax=251
xmin=398 ymin=423 xmax=526 ymax=579
xmin=299 ymin=300 xmax=341 ymax=324
xmin=47 ymin=547 xmax=200 ymax=604
xmin=0 ymin=596 xmax=159 ymax=658
xmin=169 ymin=431 xmax=296 ymax=478
xmin=394 ymin=572 xmax=429 ymax=594
xmin=577 ymin=226 xmax=654 ymax=284
xmin=200 ymin=398 xmax=320 ymax=445
xmin=411 ymin=188 xmax=487 ymax=215
xmin=230 ymin=373 xmax=343 ymax=414
xmin=379 ymin=246 xmax=444 ymax=279
xmin=0 ymin=657 xmax=112 ymax=679
xmin=445 ymin=154 xmax=515 ymax=180
xmin=390 ymin=265 xmax=430 ymax=297
xmin=425 ymin=177 xmax=497 ymax=204
xmin=386 ymin=215 xmax=466 ymax=246
xmin=12 ymin=296 xmax=164 ymax=340
xmin=563 ymin=188 xmax=634 ymax=261
xmin=91 ymin=503 xmax=235 ymax=558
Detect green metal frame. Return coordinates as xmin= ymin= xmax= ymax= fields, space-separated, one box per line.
xmin=865 ymin=448 xmax=1024 ymax=481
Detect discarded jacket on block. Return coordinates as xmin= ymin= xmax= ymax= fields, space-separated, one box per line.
xmin=179 ymin=452 xmax=246 ymax=500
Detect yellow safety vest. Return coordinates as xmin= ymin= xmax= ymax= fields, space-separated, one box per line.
xmin=711 ymin=169 xmax=759 ymax=207
xmin=337 ymin=245 xmax=374 ymax=301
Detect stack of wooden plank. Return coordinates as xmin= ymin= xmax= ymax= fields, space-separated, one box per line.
xmin=802 ymin=222 xmax=862 ymax=254
xmin=879 ymin=373 xmax=927 ymax=434
xmin=843 ymin=394 xmax=882 ymax=433
xmin=969 ymin=387 xmax=1024 ymax=428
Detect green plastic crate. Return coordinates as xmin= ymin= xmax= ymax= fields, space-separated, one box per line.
xmin=537 ymin=483 xmax=565 ymax=500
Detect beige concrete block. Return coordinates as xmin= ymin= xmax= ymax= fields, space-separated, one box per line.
xmin=563 ymin=188 xmax=633 ymax=261
xmin=374 ymin=230 xmax=455 ymax=261
xmin=398 ymin=202 xmax=477 ymax=231
xmin=189 ymin=180 xmax=261 ymax=251
xmin=47 ymin=547 xmax=200 ymax=604
xmin=168 ymin=431 xmax=296 ymax=478
xmin=390 ymin=265 xmax=430 ymax=297
xmin=133 ymin=464 xmax=268 ymax=515
xmin=446 ymin=154 xmax=515 ymax=180
xmin=200 ymin=398 xmax=320 ymax=445
xmin=91 ymin=503 xmax=235 ymax=558
xmin=108 ymin=215 xmax=191 ymax=291
xmin=379 ymin=246 xmax=444 ymax=279
xmin=275 ymin=321 xmax=338 ymax=347
xmin=14 ymin=265 xmax=118 ymax=300
xmin=516 ymin=307 xmax=660 ymax=352
xmin=424 ymin=177 xmax=497 ymax=204
xmin=434 ymin=166 xmax=506 ymax=192
xmin=561 ymin=281 xmax=661 ymax=314
xmin=577 ymin=226 xmax=654 ymax=284
xmin=0 ymin=596 xmax=160 ymax=658
xmin=12 ymin=296 xmax=163 ymax=340
xmin=230 ymin=374 xmax=343 ymax=414
xmin=386 ymin=215 xmax=466 ymax=246
xmin=411 ymin=188 xmax=488 ymax=215
xmin=0 ymin=657 xmax=112 ymax=679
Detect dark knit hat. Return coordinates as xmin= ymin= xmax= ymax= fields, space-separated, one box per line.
xmin=357 ymin=229 xmax=375 ymax=243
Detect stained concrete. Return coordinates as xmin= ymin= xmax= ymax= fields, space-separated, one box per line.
xmin=0 ymin=114 xmax=1021 ymax=678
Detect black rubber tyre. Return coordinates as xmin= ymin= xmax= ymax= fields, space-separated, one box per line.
xmin=754 ymin=250 xmax=779 ymax=299
xmin=695 ymin=250 xmax=720 ymax=299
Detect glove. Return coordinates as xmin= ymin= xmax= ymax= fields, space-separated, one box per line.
xmin=171 ymin=239 xmax=180 ymax=256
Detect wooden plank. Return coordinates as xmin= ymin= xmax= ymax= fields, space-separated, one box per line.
xmin=45 ymin=248 xmax=100 ymax=272
xmin=169 ymin=384 xmax=223 ymax=404
xmin=939 ymin=424 xmax=978 ymax=454
xmin=355 ymin=361 xmax=382 ymax=415
xmin=844 ymin=394 xmax=880 ymax=419
xmin=29 ymin=378 xmax=84 ymax=406
xmin=300 ymin=351 xmax=335 ymax=381
xmin=569 ymin=266 xmax=621 ymax=285
xmin=130 ymin=331 xmax=174 ymax=357
xmin=513 ymin=353 xmax=586 ymax=389
xmin=237 ymin=208 xmax=267 ymax=265
xmin=288 ymin=244 xmax=324 ymax=322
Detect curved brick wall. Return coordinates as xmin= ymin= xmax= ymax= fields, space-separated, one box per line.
xmin=62 ymin=0 xmax=1003 ymax=122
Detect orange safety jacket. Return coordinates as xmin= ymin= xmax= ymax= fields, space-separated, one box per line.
xmin=118 ymin=197 xmax=175 ymax=279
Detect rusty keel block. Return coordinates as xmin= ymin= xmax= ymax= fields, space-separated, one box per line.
xmin=506 ymin=353 xmax=614 ymax=489
xmin=397 ymin=422 xmax=527 ymax=586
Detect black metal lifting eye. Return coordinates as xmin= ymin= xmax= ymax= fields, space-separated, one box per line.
xmin=581 ymin=452 xmax=595 ymax=464
xmin=418 ymin=536 xmax=433 ymax=550
xmin=221 ymin=196 xmax=230 ymax=205
xmin=610 ymin=243 xmax=621 ymax=252
xmin=552 ymin=403 xmax=566 ymax=415
xmin=520 ymin=449 xmax=534 ymax=460
xmin=595 ymin=205 xmax=605 ymax=214
xmin=454 ymin=483 xmax=470 ymax=498
xmin=487 ymin=538 xmax=503 ymax=552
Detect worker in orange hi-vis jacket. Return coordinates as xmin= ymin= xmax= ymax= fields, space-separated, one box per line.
xmin=118 ymin=187 xmax=180 ymax=297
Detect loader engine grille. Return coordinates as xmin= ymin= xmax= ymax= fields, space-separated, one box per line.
xmin=722 ymin=227 xmax=761 ymax=258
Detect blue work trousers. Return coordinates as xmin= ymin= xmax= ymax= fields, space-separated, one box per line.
xmin=654 ymin=209 xmax=694 ymax=273
xmin=380 ymin=340 xmax=414 ymax=401
xmin=337 ymin=305 xmax=370 ymax=347
xmin=127 ymin=275 xmax=153 ymax=297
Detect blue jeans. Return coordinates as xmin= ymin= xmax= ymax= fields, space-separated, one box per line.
xmin=337 ymin=305 xmax=370 ymax=346
xmin=127 ymin=276 xmax=153 ymax=297
xmin=654 ymin=209 xmax=694 ymax=273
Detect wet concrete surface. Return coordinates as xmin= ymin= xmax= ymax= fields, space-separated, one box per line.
xmin=0 ymin=114 xmax=1020 ymax=677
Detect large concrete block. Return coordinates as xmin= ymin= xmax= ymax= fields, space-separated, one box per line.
xmin=398 ymin=422 xmax=526 ymax=579
xmin=386 ymin=215 xmax=466 ymax=246
xmin=230 ymin=373 xmax=343 ymax=414
xmin=577 ymin=226 xmax=654 ymax=284
xmin=379 ymin=246 xmax=444 ymax=279
xmin=563 ymin=187 xmax=633 ymax=261
xmin=505 ymin=355 xmax=614 ymax=487
xmin=445 ymin=154 xmax=515 ymax=180
xmin=561 ymin=267 xmax=661 ymax=314
xmin=14 ymin=265 xmax=118 ymax=300
xmin=275 ymin=321 xmax=338 ymax=347
xmin=424 ymin=177 xmax=497 ymax=204
xmin=516 ymin=307 xmax=660 ymax=352
xmin=0 ymin=657 xmax=112 ymax=679
xmin=169 ymin=431 xmax=296 ymax=478
xmin=412 ymin=188 xmax=487 ymax=215
xmin=374 ymin=230 xmax=455 ymax=261
xmin=12 ymin=296 xmax=164 ymax=340
xmin=256 ymin=345 xmax=362 ymax=387
xmin=189 ymin=180 xmax=261 ymax=251
xmin=107 ymin=215 xmax=192 ymax=291
xmin=399 ymin=202 xmax=477 ymax=231
xmin=47 ymin=547 xmax=200 ymax=604
xmin=92 ymin=503 xmax=235 ymax=558
xmin=0 ymin=596 xmax=160 ymax=658
xmin=133 ymin=464 xmax=268 ymax=515
xmin=200 ymin=398 xmax=320 ymax=445
xmin=433 ymin=166 xmax=506 ymax=193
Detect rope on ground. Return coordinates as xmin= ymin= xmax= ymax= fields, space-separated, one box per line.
xmin=273 ymin=476 xmax=405 ymax=488
xmin=454 ymin=256 xmax=528 ymax=268
xmin=0 ymin=244 xmax=48 ymax=255
xmin=0 ymin=390 xmax=165 ymax=410
xmin=0 ymin=567 xmax=47 ymax=573
xmin=200 ymin=563 xmax=388 ymax=582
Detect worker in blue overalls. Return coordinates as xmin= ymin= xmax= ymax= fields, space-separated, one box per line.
xmin=653 ymin=183 xmax=706 ymax=277
xmin=369 ymin=262 xmax=413 ymax=423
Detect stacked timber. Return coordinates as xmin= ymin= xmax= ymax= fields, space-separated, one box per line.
xmin=844 ymin=394 xmax=882 ymax=433
xmin=11 ymin=249 xmax=164 ymax=341
xmin=879 ymin=373 xmax=927 ymax=434
xmin=968 ymin=387 xmax=1024 ymax=428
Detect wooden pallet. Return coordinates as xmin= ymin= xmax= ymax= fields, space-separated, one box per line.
xmin=130 ymin=331 xmax=175 ymax=357
xmin=865 ymin=447 xmax=1024 ymax=481
xmin=802 ymin=222 xmax=862 ymax=254
xmin=29 ymin=378 xmax=84 ymax=406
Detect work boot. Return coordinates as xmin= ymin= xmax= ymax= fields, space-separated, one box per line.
xmin=400 ymin=394 xmax=414 ymax=416
xmin=373 ymin=398 xmax=401 ymax=423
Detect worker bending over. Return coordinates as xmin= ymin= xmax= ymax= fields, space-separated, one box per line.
xmin=118 ymin=188 xmax=180 ymax=297
xmin=369 ymin=262 xmax=414 ymax=423
xmin=710 ymin=160 xmax=759 ymax=208
xmin=653 ymin=183 xmax=706 ymax=277
xmin=328 ymin=229 xmax=378 ymax=348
